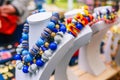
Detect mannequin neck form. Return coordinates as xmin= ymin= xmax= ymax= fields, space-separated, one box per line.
xmin=27 ymin=12 xmax=52 ymax=50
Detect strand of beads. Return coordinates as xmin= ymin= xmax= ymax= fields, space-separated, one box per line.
xmin=15 ymin=12 xmax=67 ymax=73
xmin=65 ymin=11 xmax=93 ymax=37
xmin=90 ymin=8 xmax=117 ymax=26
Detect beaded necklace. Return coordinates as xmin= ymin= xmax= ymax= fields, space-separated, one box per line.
xmin=89 ymin=8 xmax=117 ymax=26
xmin=15 ymin=8 xmax=93 ymax=73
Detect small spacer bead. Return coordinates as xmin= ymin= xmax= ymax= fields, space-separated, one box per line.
xmin=51 ymin=32 xmax=56 ymax=37
xmin=44 ymin=42 xmax=49 ymax=48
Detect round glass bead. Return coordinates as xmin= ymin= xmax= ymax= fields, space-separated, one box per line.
xmin=55 ymin=24 xmax=59 ymax=29
xmin=36 ymin=59 xmax=45 ymax=67
xmin=22 ymin=50 xmax=29 ymax=55
xmin=59 ymin=25 xmax=66 ymax=33
xmin=49 ymin=42 xmax=57 ymax=50
xmin=51 ymin=32 xmax=56 ymax=37
xmin=14 ymin=54 xmax=22 ymax=60
xmin=52 ymin=28 xmax=58 ymax=33
xmin=22 ymin=65 xmax=29 ymax=73
xmin=22 ymin=33 xmax=28 ymax=40
xmin=44 ymin=42 xmax=49 ymax=48
xmin=52 ymin=12 xmax=59 ymax=19
xmin=24 ymin=54 xmax=33 ymax=62
xmin=36 ymin=39 xmax=45 ymax=47
xmin=47 ymin=22 xmax=55 ymax=30
xmin=76 ymin=23 xmax=83 ymax=30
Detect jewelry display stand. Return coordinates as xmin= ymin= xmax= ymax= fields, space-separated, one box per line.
xmin=54 ymin=10 xmax=92 ymax=80
xmin=79 ymin=6 xmax=119 ymax=76
xmin=16 ymin=12 xmax=74 ymax=80
xmin=79 ymin=21 xmax=114 ymax=76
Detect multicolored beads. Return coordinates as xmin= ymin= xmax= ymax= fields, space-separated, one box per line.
xmin=15 ymin=7 xmax=94 ymax=74
xmin=90 ymin=8 xmax=117 ymax=26
xmin=15 ymin=11 xmax=66 ymax=73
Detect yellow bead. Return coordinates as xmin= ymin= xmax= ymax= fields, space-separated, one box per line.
xmin=98 ymin=16 xmax=100 ymax=20
xmin=51 ymin=32 xmax=56 ymax=37
xmin=56 ymin=24 xmax=59 ymax=29
xmin=84 ymin=10 xmax=89 ymax=16
xmin=27 ymin=63 xmax=30 ymax=66
xmin=39 ymin=50 xmax=43 ymax=55
xmin=33 ymin=59 xmax=36 ymax=63
xmin=103 ymin=15 xmax=106 ymax=19
xmin=44 ymin=42 xmax=49 ymax=48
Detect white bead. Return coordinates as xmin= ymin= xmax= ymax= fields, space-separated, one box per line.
xmin=29 ymin=64 xmax=37 ymax=73
xmin=57 ymin=32 xmax=64 ymax=37
xmin=17 ymin=62 xmax=23 ymax=70
xmin=16 ymin=44 xmax=23 ymax=53
xmin=42 ymin=54 xmax=49 ymax=62
xmin=44 ymin=49 xmax=53 ymax=57
xmin=54 ymin=35 xmax=62 ymax=44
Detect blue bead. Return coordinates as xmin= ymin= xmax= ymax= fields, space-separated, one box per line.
xmin=41 ymin=46 xmax=48 ymax=51
xmin=52 ymin=28 xmax=58 ymax=33
xmin=22 ymin=50 xmax=29 ymax=55
xmin=36 ymin=59 xmax=45 ymax=67
xmin=22 ymin=65 xmax=29 ymax=73
xmin=59 ymin=25 xmax=66 ymax=33
xmin=85 ymin=16 xmax=90 ymax=22
xmin=76 ymin=23 xmax=83 ymax=30
xmin=47 ymin=22 xmax=55 ymax=30
xmin=49 ymin=42 xmax=57 ymax=50
xmin=36 ymin=39 xmax=45 ymax=47
xmin=50 ymin=19 xmax=58 ymax=24
xmin=24 ymin=54 xmax=33 ymax=62
xmin=31 ymin=48 xmax=38 ymax=54
xmin=44 ymin=31 xmax=50 ymax=37
xmin=22 ymin=33 xmax=28 ymax=40
xmin=52 ymin=12 xmax=59 ymax=19
xmin=14 ymin=54 xmax=22 ymax=60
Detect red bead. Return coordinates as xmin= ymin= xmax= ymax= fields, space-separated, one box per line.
xmin=67 ymin=18 xmax=72 ymax=24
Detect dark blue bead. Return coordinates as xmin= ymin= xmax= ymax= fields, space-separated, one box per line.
xmin=14 ymin=54 xmax=22 ymax=60
xmin=24 ymin=54 xmax=33 ymax=62
xmin=76 ymin=23 xmax=83 ymax=30
xmin=47 ymin=22 xmax=55 ymax=30
xmin=49 ymin=42 xmax=57 ymax=50
xmin=85 ymin=16 xmax=91 ymax=22
xmin=41 ymin=46 xmax=48 ymax=51
xmin=22 ymin=65 xmax=29 ymax=73
xmin=106 ymin=9 xmax=110 ymax=14
xmin=36 ymin=39 xmax=45 ymax=47
xmin=36 ymin=59 xmax=45 ymax=67
xmin=50 ymin=19 xmax=58 ymax=24
xmin=59 ymin=25 xmax=66 ymax=33
xmin=22 ymin=50 xmax=29 ymax=55
xmin=52 ymin=12 xmax=59 ymax=19
xmin=52 ymin=28 xmax=58 ymax=33
xmin=22 ymin=33 xmax=28 ymax=40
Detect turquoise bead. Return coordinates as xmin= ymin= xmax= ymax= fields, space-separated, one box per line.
xmin=24 ymin=54 xmax=33 ymax=62
xmin=22 ymin=50 xmax=29 ymax=55
xmin=36 ymin=38 xmax=45 ymax=47
xmin=22 ymin=33 xmax=28 ymax=40
xmin=47 ymin=22 xmax=55 ymax=30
